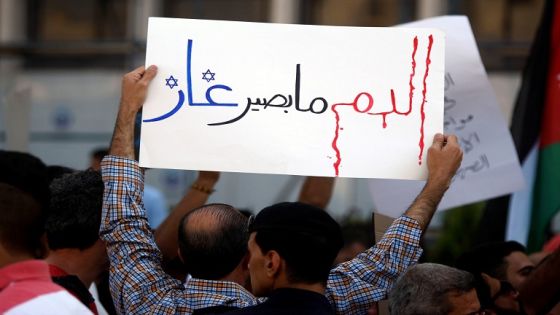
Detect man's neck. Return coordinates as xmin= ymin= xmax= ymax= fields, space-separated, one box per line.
xmin=273 ymin=281 xmax=326 ymax=295
xmin=46 ymin=249 xmax=96 ymax=287
xmin=276 ymin=283 xmax=325 ymax=294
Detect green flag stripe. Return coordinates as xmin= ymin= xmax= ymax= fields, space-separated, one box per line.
xmin=528 ymin=143 xmax=560 ymax=251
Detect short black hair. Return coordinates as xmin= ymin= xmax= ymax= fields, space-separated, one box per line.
xmin=250 ymin=202 xmax=344 ymax=284
xmin=178 ymin=204 xmax=249 ymax=280
xmin=0 ymin=151 xmax=49 ymax=255
xmin=46 ymin=165 xmax=75 ymax=184
xmin=456 ymin=241 xmax=527 ymax=279
xmin=46 ymin=170 xmax=104 ymax=250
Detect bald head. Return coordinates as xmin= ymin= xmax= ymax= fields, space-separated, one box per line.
xmin=178 ymin=204 xmax=249 ymax=280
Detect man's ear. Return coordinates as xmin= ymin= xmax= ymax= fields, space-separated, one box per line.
xmin=264 ymin=250 xmax=282 ymax=278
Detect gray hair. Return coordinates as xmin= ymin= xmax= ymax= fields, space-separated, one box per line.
xmin=389 ymin=263 xmax=475 ymax=315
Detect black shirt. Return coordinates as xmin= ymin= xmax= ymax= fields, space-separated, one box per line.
xmin=223 ymin=288 xmax=334 ymax=315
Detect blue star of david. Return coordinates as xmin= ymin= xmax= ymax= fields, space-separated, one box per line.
xmin=202 ymin=69 xmax=216 ymax=83
xmin=165 ymin=75 xmax=179 ymax=89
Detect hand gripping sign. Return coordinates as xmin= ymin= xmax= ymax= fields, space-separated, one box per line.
xmin=140 ymin=18 xmax=444 ymax=179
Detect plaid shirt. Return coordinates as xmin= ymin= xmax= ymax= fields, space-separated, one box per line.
xmin=100 ymin=156 xmax=422 ymax=315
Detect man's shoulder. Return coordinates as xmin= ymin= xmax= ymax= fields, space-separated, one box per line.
xmin=0 ymin=275 xmax=61 ymax=310
xmin=185 ymin=278 xmax=259 ymax=310
xmin=0 ymin=283 xmax=92 ymax=314
xmin=3 ymin=290 xmax=92 ymax=314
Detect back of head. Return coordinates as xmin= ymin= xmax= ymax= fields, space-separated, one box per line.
xmin=389 ymin=263 xmax=476 ymax=315
xmin=249 ymin=202 xmax=344 ymax=285
xmin=0 ymin=150 xmax=49 ymax=257
xmin=178 ymin=204 xmax=249 ymax=280
xmin=456 ymin=241 xmax=526 ymax=279
xmin=46 ymin=170 xmax=104 ymax=250
xmin=46 ymin=165 xmax=75 ymax=184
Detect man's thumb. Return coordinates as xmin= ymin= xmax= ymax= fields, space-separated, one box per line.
xmin=141 ymin=65 xmax=158 ymax=84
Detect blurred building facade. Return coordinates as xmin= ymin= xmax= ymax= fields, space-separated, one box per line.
xmin=0 ymin=0 xmax=544 ymax=218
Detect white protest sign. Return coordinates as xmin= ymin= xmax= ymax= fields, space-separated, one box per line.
xmin=369 ymin=16 xmax=525 ymax=216
xmin=140 ymin=18 xmax=445 ymax=179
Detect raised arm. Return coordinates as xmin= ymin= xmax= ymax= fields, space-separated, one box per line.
xmin=108 ymin=66 xmax=156 ymax=158
xmin=100 ymin=66 xmax=198 ymax=313
xmin=154 ymin=170 xmax=220 ymax=261
xmin=325 ymin=133 xmax=463 ymax=315
xmin=298 ymin=176 xmax=335 ymax=209
xmin=404 ymin=133 xmax=463 ymax=230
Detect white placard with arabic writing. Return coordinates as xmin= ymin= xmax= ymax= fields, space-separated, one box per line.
xmin=369 ymin=16 xmax=525 ymax=216
xmin=140 ymin=18 xmax=444 ymax=179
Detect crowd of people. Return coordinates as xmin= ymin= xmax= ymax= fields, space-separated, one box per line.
xmin=0 ymin=65 xmax=558 ymax=315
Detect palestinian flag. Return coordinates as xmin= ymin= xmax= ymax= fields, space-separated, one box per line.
xmin=527 ymin=0 xmax=560 ymax=251
xmin=477 ymin=0 xmax=560 ymax=251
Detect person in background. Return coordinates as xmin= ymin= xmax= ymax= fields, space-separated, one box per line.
xmin=519 ymin=248 xmax=560 ymax=315
xmin=0 ymin=151 xmax=92 ymax=314
xmin=45 ymin=170 xmax=108 ymax=314
xmin=46 ymin=165 xmax=74 ymax=184
xmin=456 ymin=241 xmax=534 ymax=290
xmin=389 ymin=263 xmax=481 ymax=315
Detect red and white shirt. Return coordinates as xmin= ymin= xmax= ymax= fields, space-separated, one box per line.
xmin=0 ymin=260 xmax=92 ymax=314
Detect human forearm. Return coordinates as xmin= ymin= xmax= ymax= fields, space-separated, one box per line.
xmin=404 ymin=179 xmax=448 ymax=231
xmin=108 ymin=109 xmax=137 ymax=159
xmin=404 ymin=134 xmax=462 ymax=231
xmin=109 ymin=65 xmax=157 ymax=159
xmin=325 ymin=216 xmax=422 ymax=314
xmin=155 ymin=173 xmax=219 ymax=261
xmin=298 ymin=176 xmax=335 ymax=209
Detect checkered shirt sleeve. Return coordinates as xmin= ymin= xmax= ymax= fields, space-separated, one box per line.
xmin=99 ymin=156 xmax=257 ymax=314
xmin=325 ymin=216 xmax=422 ymax=315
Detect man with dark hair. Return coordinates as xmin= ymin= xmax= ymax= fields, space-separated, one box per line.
xmin=100 ymin=66 xmax=463 ymax=314
xmin=224 ymin=202 xmax=343 ymax=314
xmin=458 ymin=241 xmax=560 ymax=315
xmin=0 ymin=151 xmax=91 ymax=314
xmin=456 ymin=241 xmax=535 ymax=314
xmin=0 ymin=151 xmax=50 ymax=259
xmin=456 ymin=241 xmax=534 ymax=290
xmin=389 ymin=263 xmax=480 ymax=315
xmin=46 ymin=165 xmax=75 ymax=184
xmin=46 ymin=170 xmax=107 ymax=314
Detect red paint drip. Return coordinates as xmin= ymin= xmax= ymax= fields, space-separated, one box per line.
xmin=331 ymin=104 xmax=343 ymax=177
xmin=331 ymin=93 xmax=374 ymax=176
xmin=381 ymin=114 xmax=387 ymax=128
xmin=329 ymin=35 xmax=431 ymax=175
xmin=418 ymin=35 xmax=433 ymax=165
xmin=408 ymin=36 xmax=418 ymax=115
